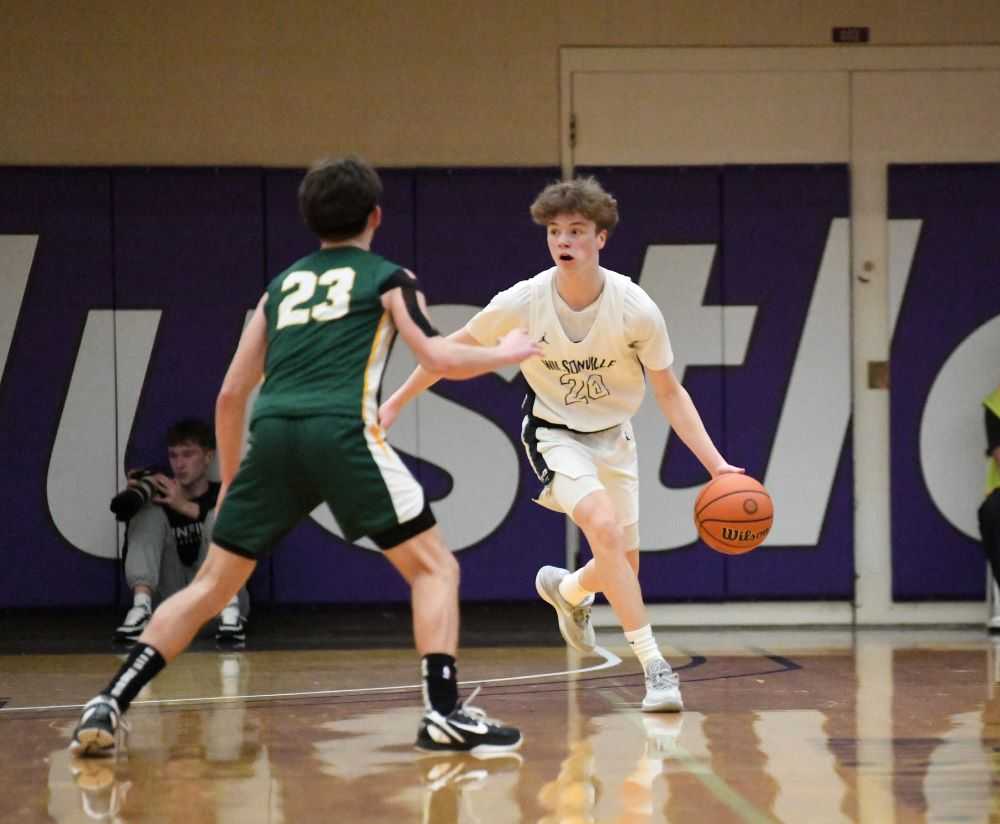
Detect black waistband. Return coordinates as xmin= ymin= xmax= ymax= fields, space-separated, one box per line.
xmin=525 ymin=411 xmax=620 ymax=436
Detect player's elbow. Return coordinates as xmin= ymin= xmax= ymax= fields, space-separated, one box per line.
xmin=415 ymin=338 xmax=455 ymax=374
xmin=216 ymin=384 xmax=250 ymax=414
xmin=417 ymin=354 xmax=449 ymax=374
xmin=650 ymin=374 xmax=685 ymax=405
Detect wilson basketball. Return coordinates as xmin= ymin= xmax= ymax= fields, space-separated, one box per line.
xmin=694 ymin=473 xmax=773 ymax=555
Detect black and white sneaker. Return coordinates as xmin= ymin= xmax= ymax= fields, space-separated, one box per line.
xmin=70 ymin=695 xmax=126 ymax=757
xmin=416 ymin=689 xmax=522 ymax=754
xmin=215 ymin=602 xmax=246 ymax=646
xmin=113 ymin=604 xmax=150 ymax=643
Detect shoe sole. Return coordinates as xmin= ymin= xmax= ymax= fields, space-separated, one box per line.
xmin=415 ymin=739 xmax=524 ymax=754
xmin=534 ymin=570 xmax=596 ymax=654
xmin=71 ymin=727 xmax=115 ymax=756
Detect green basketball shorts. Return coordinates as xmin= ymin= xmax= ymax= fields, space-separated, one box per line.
xmin=212 ymin=416 xmax=435 ymax=558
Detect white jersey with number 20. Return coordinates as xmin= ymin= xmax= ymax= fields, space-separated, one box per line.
xmin=466 ymin=266 xmax=674 ymax=433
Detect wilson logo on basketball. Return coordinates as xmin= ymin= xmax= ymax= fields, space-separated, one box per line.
xmin=721 ymin=527 xmax=771 ymax=542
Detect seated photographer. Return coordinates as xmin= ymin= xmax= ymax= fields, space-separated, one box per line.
xmin=111 ymin=418 xmax=249 ymax=645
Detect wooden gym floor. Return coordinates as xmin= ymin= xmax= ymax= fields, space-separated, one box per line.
xmin=2 ymin=611 xmax=999 ymax=823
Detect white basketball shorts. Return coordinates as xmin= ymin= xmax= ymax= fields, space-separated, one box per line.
xmin=521 ymin=419 xmax=640 ymax=548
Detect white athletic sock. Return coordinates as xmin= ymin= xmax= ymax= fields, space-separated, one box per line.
xmin=624 ymin=624 xmax=664 ymax=670
xmin=133 ymin=591 xmax=152 ymax=612
xmin=558 ymin=569 xmax=594 ymax=606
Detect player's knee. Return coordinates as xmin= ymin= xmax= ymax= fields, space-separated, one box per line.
xmin=429 ymin=547 xmax=460 ymax=587
xmin=586 ymin=515 xmax=625 ymax=552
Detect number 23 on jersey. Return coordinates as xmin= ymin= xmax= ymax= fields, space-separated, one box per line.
xmin=276 ymin=267 xmax=357 ymax=329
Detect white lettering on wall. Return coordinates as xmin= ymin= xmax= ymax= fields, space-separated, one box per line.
xmin=634 ymin=219 xmax=918 ymax=550
xmin=0 ymin=235 xmax=37 ymax=385
xmin=762 ymin=218 xmax=851 ymax=544
xmin=920 ymin=315 xmax=1000 ymax=538
xmin=47 ymin=310 xmax=161 ymax=559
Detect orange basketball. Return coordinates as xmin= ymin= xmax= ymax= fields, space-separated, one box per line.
xmin=694 ymin=473 xmax=773 ymax=555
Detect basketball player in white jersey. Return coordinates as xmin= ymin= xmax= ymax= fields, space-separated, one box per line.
xmin=379 ymin=177 xmax=742 ymax=711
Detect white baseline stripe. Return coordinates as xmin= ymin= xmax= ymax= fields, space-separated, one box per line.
xmin=0 ymin=645 xmax=622 ymax=714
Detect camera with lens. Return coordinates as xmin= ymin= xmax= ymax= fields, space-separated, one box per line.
xmin=109 ymin=468 xmax=163 ymax=522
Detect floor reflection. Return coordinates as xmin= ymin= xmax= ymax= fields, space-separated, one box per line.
xmin=15 ymin=631 xmax=1000 ymax=823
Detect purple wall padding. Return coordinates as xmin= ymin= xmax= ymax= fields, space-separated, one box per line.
xmin=0 ymin=163 xmax=856 ymax=607
xmin=413 ymin=168 xmax=567 ymax=601
xmin=0 ymin=169 xmax=116 ymax=606
xmin=111 ymin=169 xmax=270 ymax=604
xmin=114 ymin=169 xmax=265 ymax=468
xmin=720 ymin=165 xmax=853 ymax=599
xmin=890 ymin=164 xmax=1000 ymax=599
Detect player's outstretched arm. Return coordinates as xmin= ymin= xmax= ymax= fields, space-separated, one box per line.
xmin=379 ymin=326 xmax=482 ymax=429
xmin=381 ymin=286 xmax=539 ymax=427
xmin=647 ymin=366 xmax=744 ymax=478
xmin=215 ymin=294 xmax=267 ymax=499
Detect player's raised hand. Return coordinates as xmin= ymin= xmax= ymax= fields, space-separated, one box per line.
xmin=497 ymin=328 xmax=543 ymax=364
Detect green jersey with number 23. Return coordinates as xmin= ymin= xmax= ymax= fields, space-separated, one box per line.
xmin=252 ymin=246 xmax=405 ymax=424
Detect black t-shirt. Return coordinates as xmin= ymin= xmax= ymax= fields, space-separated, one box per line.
xmin=163 ymin=482 xmax=221 ymax=566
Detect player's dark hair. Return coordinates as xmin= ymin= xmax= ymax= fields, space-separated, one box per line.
xmin=530 ymin=176 xmax=619 ymax=235
xmin=166 ymin=418 xmax=215 ymax=450
xmin=298 ymin=155 xmax=383 ymax=242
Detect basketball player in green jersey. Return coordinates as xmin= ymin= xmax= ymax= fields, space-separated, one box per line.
xmin=71 ymin=156 xmax=540 ymax=757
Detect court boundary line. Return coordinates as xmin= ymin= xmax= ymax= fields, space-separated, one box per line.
xmin=0 ymin=645 xmax=622 ymax=714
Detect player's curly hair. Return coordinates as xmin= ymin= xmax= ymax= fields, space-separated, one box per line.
xmin=298 ymin=155 xmax=383 ymax=242
xmin=529 ymin=176 xmax=619 ymax=235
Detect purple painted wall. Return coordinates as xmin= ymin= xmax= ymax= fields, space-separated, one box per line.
xmin=720 ymin=166 xmax=853 ymax=599
xmin=0 ymin=170 xmax=114 ymax=606
xmin=889 ymin=164 xmax=1000 ymax=600
xmin=0 ymin=162 xmax=926 ymax=608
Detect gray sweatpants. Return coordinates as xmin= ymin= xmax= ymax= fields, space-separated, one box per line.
xmin=124 ymin=502 xmax=249 ymax=618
